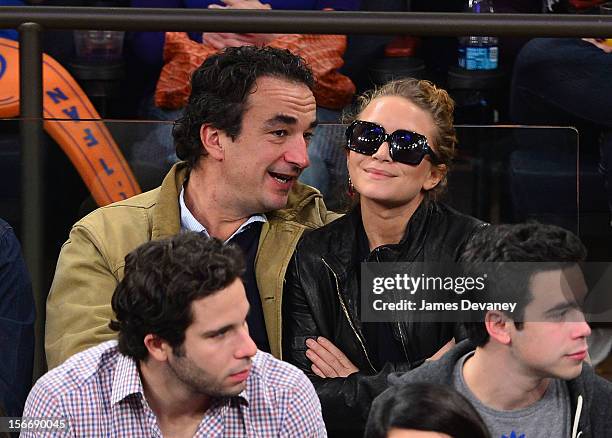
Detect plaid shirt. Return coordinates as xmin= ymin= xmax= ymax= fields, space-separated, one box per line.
xmin=22 ymin=341 xmax=327 ymax=437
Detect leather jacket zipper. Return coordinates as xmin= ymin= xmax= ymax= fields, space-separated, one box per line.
xmin=321 ymin=257 xmax=377 ymax=373
xmin=396 ymin=322 xmax=410 ymax=364
xmin=372 ymin=249 xmax=411 ymax=365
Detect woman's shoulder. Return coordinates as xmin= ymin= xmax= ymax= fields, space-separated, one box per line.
xmin=426 ymin=201 xmax=489 ymax=259
xmin=295 ymin=210 xmax=357 ymax=257
xmin=430 ymin=201 xmax=487 ymax=231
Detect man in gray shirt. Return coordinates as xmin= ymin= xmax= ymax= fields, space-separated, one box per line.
xmin=376 ymin=223 xmax=612 ymax=438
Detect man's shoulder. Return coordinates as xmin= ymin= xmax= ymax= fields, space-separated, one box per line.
xmin=249 ymin=350 xmax=312 ymax=391
xmin=245 ymin=352 xmax=325 ymax=435
xmin=77 ymin=187 xmax=161 ymax=228
xmin=62 ymin=188 xmax=162 ymax=265
xmin=582 ymin=371 xmax=612 ymax=431
xmin=0 ymin=218 xmax=21 ymax=258
xmin=63 ymin=164 xmax=184 ymax=257
xmin=74 ymin=160 xmax=186 ymax=232
xmin=0 ymin=217 xmax=12 ymax=236
xmin=388 ymin=340 xmax=472 ymax=387
xmin=32 ymin=341 xmax=120 ymax=403
xmin=388 ymin=357 xmax=450 ymax=386
xmin=570 ymin=363 xmax=612 ymax=402
xmin=269 ymin=182 xmax=340 ymax=229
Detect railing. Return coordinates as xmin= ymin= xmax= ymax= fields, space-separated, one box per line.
xmin=1 ymin=5 xmax=611 ymax=378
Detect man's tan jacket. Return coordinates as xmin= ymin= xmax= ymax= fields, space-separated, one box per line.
xmin=45 ymin=162 xmax=338 ymax=368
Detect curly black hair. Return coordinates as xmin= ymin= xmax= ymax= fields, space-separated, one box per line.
xmin=173 ymin=46 xmax=315 ymax=169
xmin=109 ymin=232 xmax=245 ymax=360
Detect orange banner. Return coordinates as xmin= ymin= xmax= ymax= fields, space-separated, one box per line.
xmin=0 ymin=37 xmax=140 ymax=206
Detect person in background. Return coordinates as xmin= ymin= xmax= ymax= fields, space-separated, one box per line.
xmin=282 ymin=78 xmax=486 ymax=434
xmin=45 ymin=46 xmax=338 ymax=368
xmin=365 ymin=383 xmax=491 ymax=438
xmin=25 ymin=233 xmax=327 ymax=437
xmin=385 ymin=223 xmax=612 ymax=438
xmin=126 ymin=0 xmax=358 ymax=120
xmin=0 ymin=218 xmax=35 ymax=417
xmin=126 ymin=0 xmax=359 ymax=195
xmin=510 ymin=1 xmax=612 ymax=223
xmin=510 ymin=3 xmax=612 ymax=375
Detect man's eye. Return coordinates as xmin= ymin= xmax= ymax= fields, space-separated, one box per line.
xmin=272 ymin=130 xmax=288 ymax=137
xmin=304 ymin=132 xmax=314 ymax=142
xmin=212 ymin=330 xmax=228 ymax=339
xmin=549 ymin=309 xmax=569 ymax=320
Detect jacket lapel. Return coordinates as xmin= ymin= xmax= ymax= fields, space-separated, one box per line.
xmin=151 ymin=162 xmax=187 ymax=240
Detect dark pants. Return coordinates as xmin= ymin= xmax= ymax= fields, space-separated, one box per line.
xmin=510 ymin=38 xmax=612 ymax=215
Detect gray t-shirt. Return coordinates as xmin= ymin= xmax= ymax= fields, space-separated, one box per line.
xmin=452 ymin=352 xmax=571 ymax=438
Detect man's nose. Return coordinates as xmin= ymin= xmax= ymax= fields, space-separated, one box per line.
xmin=571 ymin=311 xmax=592 ymax=339
xmin=235 ymin=325 xmax=258 ymax=359
xmin=284 ymin=135 xmax=310 ymax=170
xmin=573 ymin=320 xmax=592 ymax=339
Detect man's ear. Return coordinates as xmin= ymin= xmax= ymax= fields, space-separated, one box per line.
xmin=484 ymin=311 xmax=512 ymax=345
xmin=200 ymin=123 xmax=225 ymax=161
xmin=144 ymin=334 xmax=171 ymax=362
xmin=422 ymin=163 xmax=446 ymax=191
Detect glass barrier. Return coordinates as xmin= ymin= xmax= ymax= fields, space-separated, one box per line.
xmin=302 ymin=124 xmax=586 ymax=234
xmin=3 ymin=118 xmax=611 ymax=249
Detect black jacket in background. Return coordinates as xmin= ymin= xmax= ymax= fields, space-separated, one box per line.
xmin=282 ymin=200 xmax=486 ymax=434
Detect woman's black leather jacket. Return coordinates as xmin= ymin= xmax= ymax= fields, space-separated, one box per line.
xmin=282 ymin=200 xmax=487 ymax=434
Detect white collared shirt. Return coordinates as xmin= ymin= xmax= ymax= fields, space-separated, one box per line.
xmin=179 ymin=187 xmax=267 ymax=242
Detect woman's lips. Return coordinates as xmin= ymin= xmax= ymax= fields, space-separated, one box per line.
xmin=364 ymin=168 xmax=394 ymax=178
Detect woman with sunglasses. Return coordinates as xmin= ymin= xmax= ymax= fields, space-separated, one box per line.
xmin=282 ymin=78 xmax=486 ymax=435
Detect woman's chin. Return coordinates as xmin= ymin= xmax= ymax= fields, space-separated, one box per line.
xmin=360 ymin=191 xmax=423 ymax=210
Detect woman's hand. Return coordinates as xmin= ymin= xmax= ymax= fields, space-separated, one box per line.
xmin=203 ymin=0 xmax=278 ymax=49
xmin=202 ymin=32 xmax=262 ymax=49
xmin=306 ymin=337 xmax=359 ymax=378
xmin=426 ymin=338 xmax=455 ymax=361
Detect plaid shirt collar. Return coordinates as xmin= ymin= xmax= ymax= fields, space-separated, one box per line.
xmin=109 ymin=352 xmax=250 ymax=407
xmin=110 ymin=353 xmax=144 ymax=405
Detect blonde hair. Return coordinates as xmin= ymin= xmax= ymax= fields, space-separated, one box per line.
xmin=343 ymin=78 xmax=457 ymax=198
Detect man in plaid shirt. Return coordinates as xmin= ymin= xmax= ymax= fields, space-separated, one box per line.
xmin=23 ymin=232 xmax=326 ymax=437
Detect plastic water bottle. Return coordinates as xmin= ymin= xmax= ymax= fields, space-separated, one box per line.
xmin=458 ymin=0 xmax=499 ymax=70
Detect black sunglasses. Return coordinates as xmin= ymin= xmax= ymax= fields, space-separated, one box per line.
xmin=345 ymin=120 xmax=440 ymax=166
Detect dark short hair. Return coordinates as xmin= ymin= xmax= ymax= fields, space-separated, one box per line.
xmin=365 ymin=383 xmax=491 ymax=438
xmin=173 ymin=46 xmax=315 ymax=169
xmin=459 ymin=222 xmax=587 ymax=346
xmin=109 ymin=232 xmax=245 ymax=361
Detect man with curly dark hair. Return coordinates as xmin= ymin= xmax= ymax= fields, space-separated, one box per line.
xmin=46 ymin=46 xmax=339 ymax=368
xmin=26 ymin=233 xmax=326 ymax=437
